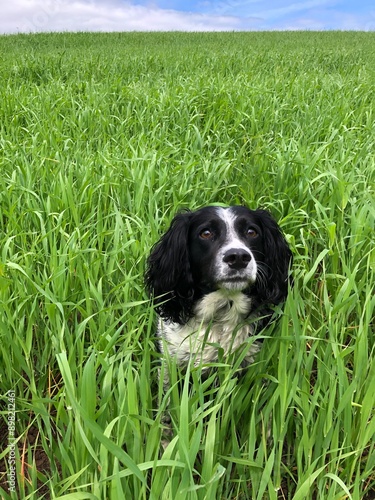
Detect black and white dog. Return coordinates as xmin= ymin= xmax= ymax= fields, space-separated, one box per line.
xmin=146 ymin=205 xmax=292 ymax=375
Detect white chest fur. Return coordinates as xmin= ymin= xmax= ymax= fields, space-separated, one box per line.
xmin=158 ymin=290 xmax=259 ymax=367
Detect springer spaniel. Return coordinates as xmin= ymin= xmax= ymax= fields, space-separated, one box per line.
xmin=146 ymin=205 xmax=292 ymax=379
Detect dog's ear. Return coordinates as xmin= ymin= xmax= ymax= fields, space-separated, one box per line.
xmin=145 ymin=211 xmax=194 ymax=323
xmin=253 ymin=209 xmax=293 ymax=306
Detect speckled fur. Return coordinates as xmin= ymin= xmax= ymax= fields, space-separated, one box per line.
xmin=158 ymin=289 xmax=260 ymax=368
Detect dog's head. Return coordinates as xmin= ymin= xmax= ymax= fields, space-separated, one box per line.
xmin=146 ymin=206 xmax=292 ymax=324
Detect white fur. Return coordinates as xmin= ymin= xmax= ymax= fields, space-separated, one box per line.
xmin=214 ymin=207 xmax=257 ymax=290
xmin=158 ymin=289 xmax=259 ymax=368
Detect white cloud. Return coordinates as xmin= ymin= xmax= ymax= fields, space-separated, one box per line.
xmin=1 ymin=0 xmax=249 ymax=33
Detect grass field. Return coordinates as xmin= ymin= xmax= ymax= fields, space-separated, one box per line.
xmin=0 ymin=31 xmax=374 ymax=499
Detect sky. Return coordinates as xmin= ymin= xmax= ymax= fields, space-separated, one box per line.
xmin=1 ymin=0 xmax=374 ymax=34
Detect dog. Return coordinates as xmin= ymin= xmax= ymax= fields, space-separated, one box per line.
xmin=146 ymin=205 xmax=292 ymax=380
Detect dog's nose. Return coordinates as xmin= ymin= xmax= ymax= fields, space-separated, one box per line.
xmin=223 ymin=249 xmax=251 ymax=270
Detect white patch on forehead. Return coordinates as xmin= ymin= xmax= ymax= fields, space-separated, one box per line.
xmin=215 ymin=207 xmax=249 ymax=252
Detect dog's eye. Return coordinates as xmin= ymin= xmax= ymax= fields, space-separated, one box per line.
xmin=200 ymin=229 xmax=213 ymax=239
xmin=246 ymin=228 xmax=258 ymax=238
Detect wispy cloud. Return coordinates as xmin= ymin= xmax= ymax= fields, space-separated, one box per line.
xmin=201 ymin=0 xmax=375 ymax=29
xmin=256 ymin=0 xmax=331 ymax=20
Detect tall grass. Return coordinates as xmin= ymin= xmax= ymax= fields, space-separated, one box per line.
xmin=0 ymin=31 xmax=374 ymax=499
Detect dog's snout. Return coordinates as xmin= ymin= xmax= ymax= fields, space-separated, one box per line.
xmin=223 ymin=249 xmax=251 ymax=270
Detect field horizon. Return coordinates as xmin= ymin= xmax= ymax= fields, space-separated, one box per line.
xmin=0 ymin=31 xmax=374 ymax=499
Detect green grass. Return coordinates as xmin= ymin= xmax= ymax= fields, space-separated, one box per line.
xmin=0 ymin=31 xmax=374 ymax=499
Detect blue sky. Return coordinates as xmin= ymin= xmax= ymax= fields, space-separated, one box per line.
xmin=1 ymin=0 xmax=374 ymax=33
